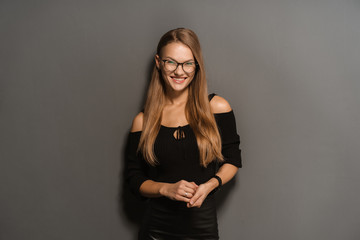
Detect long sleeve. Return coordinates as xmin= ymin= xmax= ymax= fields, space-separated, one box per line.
xmin=125 ymin=131 xmax=150 ymax=199
xmin=215 ymin=110 xmax=242 ymax=168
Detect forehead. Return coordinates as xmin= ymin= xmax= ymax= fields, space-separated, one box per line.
xmin=160 ymin=42 xmax=194 ymax=61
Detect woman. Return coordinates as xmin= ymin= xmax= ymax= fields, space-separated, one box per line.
xmin=126 ymin=28 xmax=242 ymax=240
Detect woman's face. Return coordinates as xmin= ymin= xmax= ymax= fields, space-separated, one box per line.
xmin=155 ymin=42 xmax=196 ymax=93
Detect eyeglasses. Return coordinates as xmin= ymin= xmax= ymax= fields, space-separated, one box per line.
xmin=161 ymin=59 xmax=198 ymax=73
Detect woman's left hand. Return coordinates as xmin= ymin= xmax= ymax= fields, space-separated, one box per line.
xmin=186 ymin=183 xmax=213 ymax=208
xmin=187 ymin=164 xmax=238 ymax=208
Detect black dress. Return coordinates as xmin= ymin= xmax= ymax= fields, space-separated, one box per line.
xmin=126 ymin=94 xmax=242 ymax=240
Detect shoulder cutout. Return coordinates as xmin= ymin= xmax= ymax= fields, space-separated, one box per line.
xmin=210 ymin=95 xmax=232 ymax=114
xmin=131 ymin=112 xmax=144 ymax=132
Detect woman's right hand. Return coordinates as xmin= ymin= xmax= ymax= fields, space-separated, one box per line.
xmin=159 ymin=180 xmax=198 ymax=203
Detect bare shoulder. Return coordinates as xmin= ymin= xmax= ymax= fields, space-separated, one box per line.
xmin=131 ymin=112 xmax=144 ymax=132
xmin=210 ymin=95 xmax=232 ymax=114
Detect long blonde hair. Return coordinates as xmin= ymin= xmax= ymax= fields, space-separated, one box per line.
xmin=138 ymin=28 xmax=224 ymax=167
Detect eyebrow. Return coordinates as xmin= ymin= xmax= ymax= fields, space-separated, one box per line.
xmin=163 ymin=57 xmax=195 ymax=62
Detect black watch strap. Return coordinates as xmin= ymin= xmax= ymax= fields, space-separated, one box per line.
xmin=213 ymin=175 xmax=222 ymax=190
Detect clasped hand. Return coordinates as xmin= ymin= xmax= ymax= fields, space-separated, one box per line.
xmin=160 ymin=180 xmax=212 ymax=208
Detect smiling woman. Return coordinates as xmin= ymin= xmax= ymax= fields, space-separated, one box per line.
xmin=126 ymin=28 xmax=242 ymax=240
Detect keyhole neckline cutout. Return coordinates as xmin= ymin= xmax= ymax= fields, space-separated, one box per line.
xmin=173 ymin=126 xmax=186 ymax=140
xmin=160 ymin=124 xmax=189 ymax=140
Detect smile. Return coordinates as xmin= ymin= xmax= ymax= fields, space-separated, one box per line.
xmin=171 ymin=77 xmax=187 ymax=84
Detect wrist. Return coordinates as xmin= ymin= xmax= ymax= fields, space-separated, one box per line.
xmin=158 ymin=183 xmax=169 ymax=197
xmin=205 ymin=178 xmax=219 ymax=192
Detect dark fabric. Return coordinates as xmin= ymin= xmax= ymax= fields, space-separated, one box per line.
xmin=214 ymin=111 xmax=242 ymax=168
xmin=125 ymin=93 xmax=242 ymax=238
xmin=208 ymin=93 xmax=216 ymax=102
xmin=125 ymin=131 xmax=149 ymax=200
xmin=138 ymin=195 xmax=218 ymax=240
xmin=126 ymin=100 xmax=242 ymax=194
xmin=125 ymin=111 xmax=242 ymax=197
xmin=153 ymin=123 xmax=217 ymax=184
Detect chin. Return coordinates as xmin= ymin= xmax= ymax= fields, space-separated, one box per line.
xmin=167 ymin=79 xmax=191 ymax=92
xmin=168 ymin=85 xmax=187 ymax=92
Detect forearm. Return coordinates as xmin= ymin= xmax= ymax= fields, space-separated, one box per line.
xmin=140 ymin=179 xmax=199 ymax=203
xmin=204 ymin=163 xmax=239 ymax=191
xmin=139 ymin=180 xmax=169 ymax=198
xmin=216 ymin=163 xmax=238 ymax=184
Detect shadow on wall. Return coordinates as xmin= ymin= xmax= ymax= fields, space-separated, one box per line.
xmin=117 ymin=58 xmax=238 ymax=239
xmin=117 ymin=58 xmax=154 ymax=240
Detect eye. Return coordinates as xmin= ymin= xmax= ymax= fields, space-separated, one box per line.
xmin=167 ymin=60 xmax=176 ymax=65
xmin=185 ymin=62 xmax=195 ymax=66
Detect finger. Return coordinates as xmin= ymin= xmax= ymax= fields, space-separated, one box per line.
xmin=191 ymin=195 xmax=205 ymax=208
xmin=184 ymin=182 xmax=198 ymax=190
xmin=183 ymin=186 xmax=196 ymax=195
xmin=182 ymin=181 xmax=197 ymax=187
xmin=175 ymin=189 xmax=191 ymax=199
xmin=189 ymin=192 xmax=202 ymax=206
xmin=175 ymin=193 xmax=191 ymax=203
xmin=177 ymin=185 xmax=195 ymax=196
xmin=182 ymin=190 xmax=193 ymax=199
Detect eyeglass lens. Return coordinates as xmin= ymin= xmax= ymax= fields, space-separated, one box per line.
xmin=163 ymin=60 xmax=196 ymax=73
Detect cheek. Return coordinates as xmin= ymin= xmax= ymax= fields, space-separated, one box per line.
xmin=188 ymin=73 xmax=196 ymax=83
xmin=161 ymin=71 xmax=170 ymax=80
xmin=160 ymin=71 xmax=171 ymax=86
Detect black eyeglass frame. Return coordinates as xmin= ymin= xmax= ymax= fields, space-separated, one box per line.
xmin=160 ymin=58 xmax=198 ymax=73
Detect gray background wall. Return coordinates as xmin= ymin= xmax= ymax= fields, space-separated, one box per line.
xmin=1 ymin=0 xmax=359 ymax=239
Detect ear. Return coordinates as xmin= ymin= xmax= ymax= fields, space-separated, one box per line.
xmin=155 ymin=54 xmax=160 ymax=69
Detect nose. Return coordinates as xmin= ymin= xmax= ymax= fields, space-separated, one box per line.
xmin=174 ymin=64 xmax=185 ymax=75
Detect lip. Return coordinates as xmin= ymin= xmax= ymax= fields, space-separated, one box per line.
xmin=171 ymin=76 xmax=187 ymax=84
